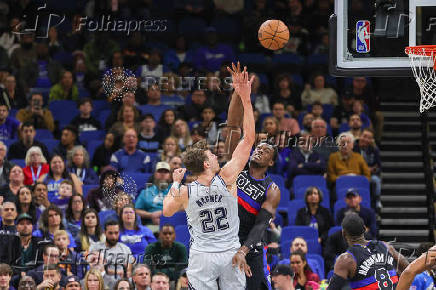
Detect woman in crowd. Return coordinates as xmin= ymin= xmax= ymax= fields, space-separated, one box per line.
xmin=290 ymin=250 xmax=320 ymax=289
xmin=64 ymin=193 xmax=86 ymax=241
xmin=87 ymin=169 xmax=121 ymax=212
xmin=92 ymin=132 xmax=119 ymax=174
xmin=250 ymin=72 xmax=271 ymax=114
xmin=83 ymin=268 xmax=105 ymax=290
xmin=119 ymin=204 xmax=156 ymax=257
xmin=295 ymin=186 xmax=334 ymax=246
xmin=113 ymin=279 xmax=133 ymax=290
xmin=156 ymin=109 xmax=176 ymax=140
xmin=23 ymin=147 xmax=49 ymax=186
xmin=14 ymin=185 xmax=37 ymax=224
xmin=170 ymin=119 xmax=192 ymax=150
xmin=110 ymin=104 xmax=141 ymax=140
xmin=99 ymin=190 xmax=133 ymax=227
xmin=273 ymin=73 xmax=302 ymax=116
xmin=300 ymin=73 xmax=338 ymax=106
xmin=159 ymin=136 xmax=182 ymax=163
xmin=77 ymin=208 xmax=105 ymax=253
xmin=0 ymin=165 xmax=25 ymax=202
xmin=45 ymin=154 xmax=82 ymax=201
xmin=67 ymin=145 xmax=99 ymax=185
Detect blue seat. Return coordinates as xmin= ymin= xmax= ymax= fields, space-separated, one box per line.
xmin=91 ymin=100 xmax=111 ymax=114
xmin=336 ymin=176 xmax=370 ymax=192
xmin=40 ymin=139 xmax=59 ymax=154
xmin=124 ymin=173 xmax=152 ymax=192
xmin=3 ymin=139 xmax=17 ymax=148
xmin=294 ymin=186 xmax=330 ymax=210
xmin=160 ymin=211 xmax=187 ymax=229
xmin=277 ymin=188 xmax=290 ymax=216
xmin=9 ymin=109 xmax=17 ymax=117
xmin=280 ymin=225 xmax=318 ymax=245
xmin=35 ymin=129 xmax=54 ymax=140
xmin=333 ymin=199 xmax=371 ymax=222
xmin=97 ymin=110 xmax=112 ymax=125
xmin=338 ymin=122 xmax=350 ymax=133
xmin=337 ymin=187 xmax=371 ymax=203
xmin=86 ymin=140 xmax=101 ymax=161
xmin=83 ymin=184 xmax=98 ymax=199
xmin=271 ymin=53 xmax=304 ymax=66
xmin=78 ymin=88 xmax=90 ymax=98
xmin=137 ymin=105 xmax=171 ymax=122
xmin=10 ymin=159 xmax=25 ymax=168
xmin=307 ymin=54 xmax=328 ymax=65
xmin=288 ymin=200 xmax=306 ymax=225
xmin=269 ymin=174 xmax=285 ymax=190
xmin=291 ymin=74 xmax=304 ymax=87
xmin=293 ymin=175 xmax=327 ymax=193
xmin=175 ymin=225 xmax=190 ymax=253
xmin=280 ymin=238 xmax=321 ymax=259
xmin=49 ymin=100 xmax=79 ymax=124
xmin=307 ymin=254 xmax=325 ymax=280
xmin=237 ymin=53 xmax=268 ymax=66
xmin=328 ymin=226 xmax=342 ymax=237
xmin=79 ymin=130 xmax=106 ymax=146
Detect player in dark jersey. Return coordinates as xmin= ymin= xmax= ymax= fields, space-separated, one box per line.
xmin=225 ymin=63 xmax=281 ymax=290
xmin=328 ymin=213 xmax=409 ymax=290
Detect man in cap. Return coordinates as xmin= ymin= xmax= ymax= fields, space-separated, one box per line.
xmin=64 ymin=276 xmax=81 ymax=290
xmin=271 ymin=264 xmax=294 ymax=290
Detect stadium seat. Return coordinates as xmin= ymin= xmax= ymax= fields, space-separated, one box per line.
xmin=269 ymin=174 xmax=285 ymax=190
xmin=293 ymin=175 xmax=327 ymax=193
xmin=175 ymin=225 xmax=191 ymax=253
xmin=280 ymin=226 xmax=318 ymax=245
xmin=3 ymin=139 xmax=16 ymax=148
xmin=271 ymin=53 xmax=304 ymax=73
xmin=79 ymin=130 xmax=106 ymax=146
xmin=160 ymin=211 xmax=187 ymax=229
xmin=35 ymin=129 xmax=54 ymax=140
xmin=91 ymin=100 xmax=111 ymax=114
xmin=123 ymin=173 xmax=153 ymax=192
xmin=306 ymin=54 xmax=328 ymax=66
xmin=336 ymin=176 xmax=370 ymax=192
xmin=83 ymin=184 xmax=98 ymax=199
xmin=307 ymin=254 xmax=325 ymax=280
xmin=49 ymin=100 xmax=79 ymax=124
xmin=338 ymin=122 xmax=350 ymax=133
xmin=137 ymin=105 xmax=171 ymax=122
xmin=328 ymin=226 xmax=342 ymax=237
xmin=277 ymin=188 xmax=290 ymax=216
xmin=10 ymin=159 xmax=25 ymax=168
xmin=86 ymin=140 xmax=101 ymax=161
xmin=97 ymin=110 xmax=112 ymax=125
xmin=78 ymin=88 xmax=90 ymax=98
xmin=291 ymin=74 xmax=304 ymax=87
xmin=280 ymin=238 xmax=321 ymax=259
xmin=287 ymin=200 xmax=306 ymax=225
xmin=40 ymin=139 xmax=60 ymax=154
xmin=237 ymin=53 xmax=269 ymax=72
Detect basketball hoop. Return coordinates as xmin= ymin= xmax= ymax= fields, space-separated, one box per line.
xmin=405 ymin=45 xmax=436 ymax=113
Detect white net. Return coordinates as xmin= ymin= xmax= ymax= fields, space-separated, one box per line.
xmin=406 ymin=47 xmax=436 ymax=113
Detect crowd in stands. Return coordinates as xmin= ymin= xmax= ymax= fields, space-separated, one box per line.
xmin=0 ymin=0 xmax=385 ymax=289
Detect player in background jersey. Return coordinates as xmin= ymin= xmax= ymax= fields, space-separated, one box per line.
xmin=327 ymin=213 xmax=409 ymax=290
xmin=225 ymin=62 xmax=281 ymax=290
xmin=162 ymin=69 xmax=255 ymax=289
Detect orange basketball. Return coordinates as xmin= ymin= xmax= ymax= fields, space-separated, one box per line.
xmin=258 ymin=20 xmax=289 ymax=50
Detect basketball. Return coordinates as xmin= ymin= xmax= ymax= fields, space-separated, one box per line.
xmin=258 ymin=20 xmax=290 ymax=50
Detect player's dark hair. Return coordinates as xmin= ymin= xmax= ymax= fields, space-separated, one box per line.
xmin=341 ymin=212 xmax=366 ymax=238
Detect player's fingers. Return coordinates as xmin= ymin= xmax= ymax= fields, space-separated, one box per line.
xmin=232 ymin=62 xmax=237 ymax=72
xmin=226 ymin=66 xmax=233 ymax=74
xmin=249 ymin=75 xmax=255 ymax=85
xmin=237 ymin=61 xmax=241 ymax=72
xmin=245 ymin=265 xmax=252 ymax=277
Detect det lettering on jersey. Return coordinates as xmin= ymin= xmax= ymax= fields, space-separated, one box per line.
xmin=237 ymin=173 xmax=266 ymax=200
xmin=358 ymin=253 xmax=394 ymax=276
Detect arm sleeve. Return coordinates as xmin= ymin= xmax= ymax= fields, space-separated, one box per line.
xmin=242 ymin=208 xmax=273 ymax=249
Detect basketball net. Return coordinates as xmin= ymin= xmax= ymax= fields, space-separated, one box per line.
xmin=405 ymin=45 xmax=436 ymax=113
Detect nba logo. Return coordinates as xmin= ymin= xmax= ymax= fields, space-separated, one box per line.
xmin=356 ymin=20 xmax=370 ymax=53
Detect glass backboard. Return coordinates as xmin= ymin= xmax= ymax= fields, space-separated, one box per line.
xmin=330 ymin=0 xmax=436 ymax=76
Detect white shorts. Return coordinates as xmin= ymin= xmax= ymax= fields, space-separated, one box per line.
xmin=187 ymin=248 xmax=246 ymax=290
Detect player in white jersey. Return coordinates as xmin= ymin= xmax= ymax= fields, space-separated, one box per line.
xmin=163 ymin=68 xmax=255 ymax=290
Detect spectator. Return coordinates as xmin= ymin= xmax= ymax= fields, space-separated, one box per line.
xmin=23 ymin=146 xmax=49 ymax=186
xmin=137 ymin=49 xmax=169 ymax=88
xmin=301 ymin=73 xmax=338 ymax=106
xmin=250 ymin=72 xmax=271 ymax=114
xmin=290 ymin=250 xmax=320 ymax=289
xmin=83 ymin=269 xmax=105 ymax=290
xmin=91 ymin=132 xmax=119 ymax=174
xmin=138 ymin=114 xmax=162 ymax=153
xmin=53 ymin=126 xmax=79 ymax=160
xmin=1 ymin=165 xmax=24 ymax=203
xmin=335 ymin=188 xmax=377 ymax=238
xmin=345 ymin=114 xmax=364 ymax=140
xmin=113 ymin=279 xmax=133 ymax=290
xmin=0 ymin=201 xmax=17 ymax=232
xmin=0 ymin=141 xmax=13 ymax=187
xmin=150 ymin=273 xmax=170 ymax=290
xmin=105 ymin=90 xmax=139 ymax=129
xmin=287 ymin=132 xmax=326 ymax=187
xmin=198 ymin=106 xmax=218 ymax=144
xmin=17 ymin=276 xmax=36 ymax=290
xmin=83 ymin=32 xmax=119 ymax=76
xmin=135 ymin=162 xmax=172 ymax=225
xmin=271 ymin=264 xmax=294 ymax=290
xmin=272 ymin=102 xmax=300 ymax=135
xmin=64 ymin=275 xmax=82 ymax=290
xmin=33 ymin=205 xmax=77 ymax=249
xmin=10 ymin=33 xmax=37 ymax=91
xmin=110 ymin=104 xmax=141 ymax=141
xmin=15 ymin=186 xmax=37 ymax=224
xmin=87 ymin=170 xmax=120 ymax=212
xmin=88 ymin=220 xmax=132 ymax=289
xmin=330 ymin=93 xmax=354 ymax=132
xmin=8 ymin=122 xmax=50 ymax=160
xmin=44 ymin=155 xmax=82 ymax=202
xmin=179 ymin=89 xmax=208 ymax=122
xmin=301 ymin=113 xmax=314 ymax=133
xmin=3 ymin=75 xmax=26 ymax=109
xmin=175 ymin=269 xmax=188 ymax=290
xmin=145 ymin=84 xmax=164 ymax=107
xmin=119 ymin=204 xmax=156 ymax=257
xmin=194 ymin=27 xmax=235 ymax=72
xmin=352 ymin=100 xmax=371 ymax=129
xmin=49 ymin=70 xmax=79 ymax=101
xmin=33 ymin=182 xmax=51 ymax=221
xmin=110 ymin=129 xmax=151 ymax=173
xmin=204 ymin=70 xmax=228 ymax=116
xmin=98 ymin=191 xmax=133 ymax=232
xmin=258 ymin=116 xmax=282 ymax=147
xmin=36 ymin=264 xmax=62 ymax=290
xmin=310 ymin=102 xmax=324 ymax=120
xmin=132 ymin=264 xmax=152 ymax=290
xmin=77 ymin=208 xmax=105 ymax=254
xmin=190 ymin=126 xmax=207 ymax=145
xmin=52 ymin=180 xmax=75 ymax=211
xmin=70 ymin=98 xmax=101 ymax=133
xmin=353 ymin=128 xmax=382 ymax=209
xmin=0 ymin=264 xmax=13 ymax=290
xmin=163 ymin=35 xmax=195 ymax=72
xmin=0 ymin=17 xmax=20 ymax=56
xmin=156 ymin=109 xmax=176 ymax=141
xmin=273 ymin=74 xmax=302 ymax=115
xmin=145 ymin=225 xmax=187 ymax=281
xmin=295 ymin=187 xmax=334 ymax=245
xmin=27 ymin=244 xmax=66 ymax=285
xmin=310 ymin=118 xmax=337 ymax=162
xmin=327 ymin=132 xmax=370 ymax=186
xmin=16 ymin=93 xmax=55 ymax=132
xmin=53 ymin=230 xmax=82 ymax=278
xmin=0 ymin=102 xmax=20 ymax=141
xmin=170 ymin=119 xmax=192 ymax=151
xmin=64 ymin=193 xmax=85 ymax=241
xmin=67 ymin=145 xmax=99 ymax=185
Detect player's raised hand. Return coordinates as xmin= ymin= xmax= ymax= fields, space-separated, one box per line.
xmin=232 ymin=251 xmax=252 ymax=277
xmin=235 ymin=68 xmax=255 ymax=103
xmin=226 ymin=61 xmax=242 ymax=80
xmin=172 ymin=168 xmax=186 ymax=183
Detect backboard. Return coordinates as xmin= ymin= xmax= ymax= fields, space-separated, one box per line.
xmin=330 ymin=0 xmax=436 ymax=77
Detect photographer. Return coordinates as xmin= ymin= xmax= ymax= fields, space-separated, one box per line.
xmin=16 ymin=93 xmax=55 ymax=132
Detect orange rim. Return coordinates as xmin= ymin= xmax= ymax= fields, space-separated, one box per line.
xmin=405 ymin=45 xmax=436 ymax=70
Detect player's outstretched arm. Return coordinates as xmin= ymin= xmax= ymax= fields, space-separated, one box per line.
xmin=327 ymin=253 xmax=356 ymax=290
xmin=163 ymin=168 xmax=188 ymax=217
xmin=397 ymin=245 xmax=436 ymax=290
xmin=220 ymin=69 xmax=255 ymax=186
xmin=382 ymin=241 xmax=409 ymax=276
